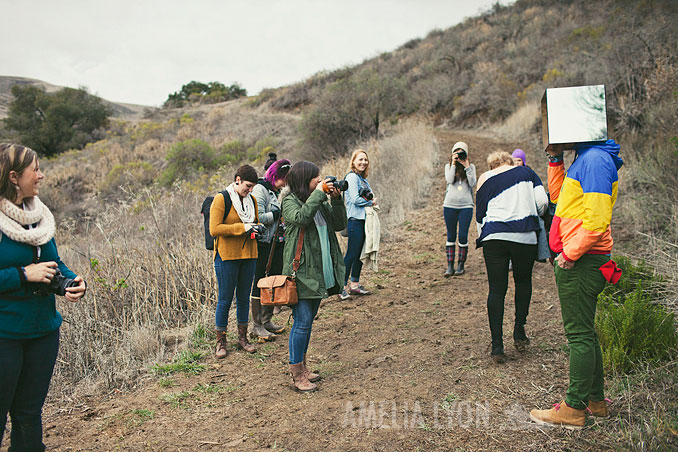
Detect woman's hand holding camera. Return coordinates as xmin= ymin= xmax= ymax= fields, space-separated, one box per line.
xmin=318 ymin=178 xmax=341 ymax=199
xmin=64 ymin=276 xmax=86 ymax=302
xmin=25 ymin=261 xmax=57 ymax=284
xmin=453 ymin=151 xmax=470 ymax=168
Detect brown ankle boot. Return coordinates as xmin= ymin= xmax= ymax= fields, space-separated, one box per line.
xmin=587 ymin=399 xmax=610 ymax=417
xmin=303 ymin=354 xmax=320 ymax=382
xmin=237 ymin=324 xmax=255 ymax=353
xmin=215 ymin=330 xmax=228 ymax=359
xmin=530 ymin=401 xmax=586 ymax=430
xmin=289 ymin=362 xmax=317 ymax=392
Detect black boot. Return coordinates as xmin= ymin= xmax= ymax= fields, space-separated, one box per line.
xmin=455 ymin=246 xmax=468 ymax=276
xmin=444 ymin=244 xmax=455 ymax=277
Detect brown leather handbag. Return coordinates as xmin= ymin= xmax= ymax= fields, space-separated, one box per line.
xmin=257 ymin=228 xmax=304 ymax=306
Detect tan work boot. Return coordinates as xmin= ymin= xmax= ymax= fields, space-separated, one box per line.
xmin=289 ymin=362 xmax=317 ymax=392
xmin=530 ymin=401 xmax=586 ymax=430
xmin=237 ymin=324 xmax=256 ymax=353
xmin=587 ymin=399 xmax=610 ymax=417
xmin=303 ymin=354 xmax=321 ymax=382
xmin=215 ymin=330 xmax=228 ymax=359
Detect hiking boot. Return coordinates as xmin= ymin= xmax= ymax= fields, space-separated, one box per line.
xmin=349 ymin=284 xmax=370 ymax=295
xmin=289 ymin=362 xmax=317 ymax=392
xmin=530 ymin=401 xmax=586 ymax=430
xmin=215 ymin=330 xmax=228 ymax=359
xmin=587 ymin=399 xmax=611 ymax=417
xmin=491 ymin=345 xmax=506 ymax=364
xmin=237 ymin=324 xmax=256 ymax=353
xmin=303 ymin=354 xmax=321 ymax=383
xmin=339 ymin=289 xmax=351 ymax=300
xmin=444 ymin=245 xmax=455 ymax=277
xmin=455 ymin=246 xmax=467 ymax=276
xmin=514 ymin=337 xmax=530 ymax=352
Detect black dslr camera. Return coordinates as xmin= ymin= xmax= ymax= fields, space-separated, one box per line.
xmin=359 ymin=187 xmax=374 ymax=201
xmin=455 ymin=149 xmax=467 ymax=161
xmin=322 ymin=176 xmax=349 ymax=193
xmin=249 ymin=224 xmax=266 ymax=241
xmin=36 ymin=269 xmax=78 ymax=296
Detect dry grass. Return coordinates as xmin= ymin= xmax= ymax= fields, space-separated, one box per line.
xmin=320 ymin=120 xmax=439 ymax=234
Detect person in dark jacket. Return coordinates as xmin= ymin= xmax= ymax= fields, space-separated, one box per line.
xmin=281 ymin=161 xmax=346 ymax=392
xmin=0 ymin=144 xmax=86 ymax=451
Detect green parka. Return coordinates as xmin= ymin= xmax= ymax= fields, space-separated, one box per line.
xmin=281 ymin=189 xmax=347 ymax=299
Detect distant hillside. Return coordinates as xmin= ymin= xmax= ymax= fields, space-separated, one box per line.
xmin=0 ymin=76 xmax=148 ymax=120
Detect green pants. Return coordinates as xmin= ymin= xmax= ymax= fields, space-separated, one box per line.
xmin=554 ymin=254 xmax=609 ymax=410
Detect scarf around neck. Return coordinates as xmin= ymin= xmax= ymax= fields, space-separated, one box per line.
xmin=225 ymin=183 xmax=256 ymax=224
xmin=0 ymin=196 xmax=55 ymax=246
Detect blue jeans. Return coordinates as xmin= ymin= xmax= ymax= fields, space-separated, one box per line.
xmin=0 ymin=329 xmax=60 ymax=452
xmin=443 ymin=207 xmax=473 ymax=246
xmin=289 ymin=299 xmax=321 ymax=365
xmin=343 ymin=219 xmax=366 ymax=285
xmin=214 ymin=255 xmax=257 ymax=330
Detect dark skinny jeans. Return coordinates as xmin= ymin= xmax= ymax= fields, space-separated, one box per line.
xmin=0 ymin=329 xmax=60 ymax=452
xmin=343 ymin=219 xmax=366 ymax=286
xmin=482 ymin=240 xmax=536 ymax=352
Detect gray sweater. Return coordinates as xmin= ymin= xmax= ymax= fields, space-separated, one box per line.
xmin=443 ymin=163 xmax=477 ymax=209
xmin=252 ymin=182 xmax=281 ymax=243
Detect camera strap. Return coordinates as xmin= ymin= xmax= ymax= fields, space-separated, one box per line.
xmin=264 ymin=227 xmax=279 ymax=277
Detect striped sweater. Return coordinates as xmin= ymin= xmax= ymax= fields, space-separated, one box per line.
xmin=548 ymin=140 xmax=623 ymax=261
xmin=475 ymin=165 xmax=547 ymax=246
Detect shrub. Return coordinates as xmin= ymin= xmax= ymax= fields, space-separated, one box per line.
xmin=159 ymin=139 xmax=217 ymax=186
xmin=217 ymin=140 xmax=247 ymax=165
xmin=100 ymin=161 xmax=156 ymax=195
xmin=596 ymin=257 xmax=678 ymax=374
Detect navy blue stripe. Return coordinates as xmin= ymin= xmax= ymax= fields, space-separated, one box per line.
xmin=475 ymin=166 xmax=542 ymax=222
xmin=477 ymin=216 xmax=541 ymax=244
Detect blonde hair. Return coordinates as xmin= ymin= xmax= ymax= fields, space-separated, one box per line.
xmin=0 ymin=144 xmax=38 ymax=202
xmin=487 ymin=151 xmax=514 ymax=170
xmin=349 ymin=148 xmax=369 ymax=177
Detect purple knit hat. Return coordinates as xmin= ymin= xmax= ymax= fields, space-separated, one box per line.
xmin=512 ymin=149 xmax=526 ymax=165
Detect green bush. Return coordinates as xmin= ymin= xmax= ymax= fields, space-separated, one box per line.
xmin=159 ymin=139 xmax=217 ymax=186
xmin=596 ymin=257 xmax=678 ymax=374
xmin=100 ymin=161 xmax=155 ymax=195
xmin=217 ymin=140 xmax=247 ymax=165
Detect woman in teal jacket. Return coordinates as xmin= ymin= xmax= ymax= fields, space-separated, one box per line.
xmin=281 ymin=161 xmax=346 ymax=392
xmin=0 ymin=144 xmax=87 ymax=451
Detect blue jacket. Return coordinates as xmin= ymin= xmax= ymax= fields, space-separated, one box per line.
xmin=344 ymin=172 xmax=373 ymax=220
xmin=0 ymin=235 xmax=76 ymax=339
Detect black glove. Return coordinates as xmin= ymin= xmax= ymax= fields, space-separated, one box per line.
xmin=271 ymin=205 xmax=281 ymax=222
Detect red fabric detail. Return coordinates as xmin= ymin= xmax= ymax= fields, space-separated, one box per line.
xmin=561 ymin=250 xmax=573 ymax=262
xmin=549 ymin=215 xmax=564 ymax=254
xmin=549 ymin=161 xmax=564 ymax=167
xmin=599 ymin=260 xmax=622 ymax=284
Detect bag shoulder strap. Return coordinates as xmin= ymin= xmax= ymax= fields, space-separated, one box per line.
xmin=264 ymin=227 xmax=279 ymax=277
xmin=213 ymin=190 xmax=233 ymax=249
xmin=291 ymin=228 xmax=305 ymax=279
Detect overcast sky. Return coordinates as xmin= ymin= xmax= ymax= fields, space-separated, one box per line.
xmin=1 ymin=0 xmax=514 ymax=107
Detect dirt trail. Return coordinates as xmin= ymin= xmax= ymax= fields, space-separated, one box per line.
xmin=39 ymin=129 xmax=611 ymax=451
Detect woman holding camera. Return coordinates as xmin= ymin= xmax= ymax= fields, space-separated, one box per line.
xmin=282 ymin=161 xmax=346 ymax=392
xmin=443 ymin=141 xmax=477 ymax=276
xmin=0 ymin=144 xmax=86 ymax=451
xmin=210 ymin=165 xmax=260 ymax=358
xmin=340 ymin=149 xmax=375 ymax=300
xmin=476 ymin=151 xmax=547 ymax=363
xmin=250 ymin=159 xmax=291 ymax=342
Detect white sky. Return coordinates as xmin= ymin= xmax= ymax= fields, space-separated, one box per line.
xmin=1 ymin=0 xmax=514 ymax=107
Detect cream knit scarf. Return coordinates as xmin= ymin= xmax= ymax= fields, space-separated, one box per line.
xmin=225 ymin=183 xmax=256 ymax=224
xmin=0 ymin=196 xmax=55 ymax=246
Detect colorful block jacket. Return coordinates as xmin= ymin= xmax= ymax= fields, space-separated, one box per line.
xmin=548 ymin=139 xmax=623 ymax=262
